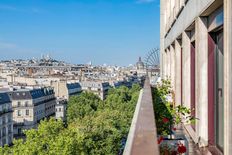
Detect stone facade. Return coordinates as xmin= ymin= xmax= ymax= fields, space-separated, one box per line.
xmin=161 ymin=0 xmax=231 ymax=154
xmin=51 ymin=81 xmax=82 ymax=100
xmin=9 ymin=87 xmax=56 ymax=137
xmin=80 ymin=81 xmax=110 ymax=100
xmin=0 ymin=93 xmax=13 ymax=146
xmin=55 ymin=98 xmax=67 ymax=122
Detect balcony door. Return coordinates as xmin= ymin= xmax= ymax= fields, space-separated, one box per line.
xmin=190 ymin=41 xmax=195 ymax=130
xmin=215 ymin=30 xmax=224 ymax=150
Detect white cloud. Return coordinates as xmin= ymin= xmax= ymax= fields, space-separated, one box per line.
xmin=136 ymin=0 xmax=156 ymax=4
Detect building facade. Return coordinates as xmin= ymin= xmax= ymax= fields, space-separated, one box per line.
xmin=9 ymin=87 xmax=56 ymax=137
xmin=136 ymin=57 xmax=147 ymax=77
xmin=80 ymin=81 xmax=110 ymax=100
xmin=55 ymin=98 xmax=67 ymax=122
xmin=0 ymin=77 xmax=8 ymax=88
xmin=0 ymin=93 xmax=13 ymax=146
xmin=160 ymin=0 xmax=232 ymax=154
xmin=51 ymin=81 xmax=82 ymax=100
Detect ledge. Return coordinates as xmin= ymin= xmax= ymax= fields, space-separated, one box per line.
xmin=123 ymin=78 xmax=159 ymax=155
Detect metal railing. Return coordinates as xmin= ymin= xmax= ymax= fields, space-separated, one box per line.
xmin=0 ymin=109 xmax=13 ymax=116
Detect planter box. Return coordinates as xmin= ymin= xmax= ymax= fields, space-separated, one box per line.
xmin=159 ymin=134 xmax=189 ymax=155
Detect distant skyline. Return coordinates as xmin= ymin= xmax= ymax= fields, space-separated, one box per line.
xmin=0 ymin=0 xmax=160 ymax=66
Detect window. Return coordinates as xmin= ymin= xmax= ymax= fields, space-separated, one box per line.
xmin=2 ymin=127 xmax=6 ymax=136
xmin=18 ymin=110 xmax=22 ymax=116
xmin=2 ymin=105 xmax=6 ymax=111
xmin=8 ymin=125 xmax=11 ymax=134
xmin=8 ymin=136 xmax=12 ymax=144
xmin=2 ymin=138 xmax=6 ymax=145
xmin=215 ymin=31 xmax=224 ymax=150
xmin=17 ymin=101 xmax=21 ymax=107
xmin=5 ymin=104 xmax=9 ymax=110
xmin=8 ymin=115 xmax=11 ymax=122
xmin=18 ymin=128 xmax=22 ymax=135
xmin=25 ymin=101 xmax=29 ymax=107
xmin=209 ymin=29 xmax=224 ymax=150
xmin=190 ymin=41 xmax=196 ymax=130
xmin=2 ymin=116 xmax=6 ymax=124
xmin=26 ymin=109 xmax=29 ymax=116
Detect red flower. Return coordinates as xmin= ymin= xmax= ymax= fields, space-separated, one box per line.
xmin=162 ymin=117 xmax=169 ymax=123
xmin=177 ymin=143 xmax=187 ymax=154
xmin=171 ymin=150 xmax=178 ymax=155
xmin=157 ymin=136 xmax=164 ymax=144
xmin=172 ymin=127 xmax=177 ymax=131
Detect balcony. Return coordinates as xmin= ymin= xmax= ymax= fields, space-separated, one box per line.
xmin=123 ymin=77 xmax=197 ymax=155
xmin=123 ymin=78 xmax=160 ymax=155
xmin=0 ymin=109 xmax=13 ymax=116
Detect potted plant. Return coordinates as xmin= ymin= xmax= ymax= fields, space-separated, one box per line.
xmin=153 ymin=79 xmax=196 ymax=155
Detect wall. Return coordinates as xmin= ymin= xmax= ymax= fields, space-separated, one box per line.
xmin=164 ymin=0 xmax=215 ymax=49
xmin=160 ymin=0 xmax=232 ymax=154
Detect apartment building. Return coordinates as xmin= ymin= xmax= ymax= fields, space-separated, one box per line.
xmin=0 ymin=77 xmax=8 ymax=88
xmin=9 ymin=87 xmax=56 ymax=137
xmin=80 ymin=81 xmax=110 ymax=100
xmin=55 ymin=98 xmax=67 ymax=122
xmin=51 ymin=81 xmax=82 ymax=100
xmin=160 ymin=0 xmax=231 ymax=154
xmin=0 ymin=92 xmax=13 ymax=146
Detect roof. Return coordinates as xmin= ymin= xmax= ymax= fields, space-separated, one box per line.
xmin=31 ymin=87 xmax=54 ymax=99
xmin=0 ymin=92 xmax=11 ymax=105
xmin=102 ymin=82 xmax=110 ymax=87
xmin=80 ymin=81 xmax=110 ymax=88
xmin=113 ymin=81 xmax=123 ymax=87
xmin=66 ymin=83 xmax=81 ymax=90
xmin=0 ymin=88 xmax=11 ymax=92
xmin=10 ymin=91 xmax=32 ymax=100
xmin=10 ymin=87 xmax=54 ymax=100
xmin=30 ymin=89 xmax=46 ymax=99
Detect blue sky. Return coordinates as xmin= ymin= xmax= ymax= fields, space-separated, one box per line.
xmin=0 ymin=0 xmax=160 ymax=66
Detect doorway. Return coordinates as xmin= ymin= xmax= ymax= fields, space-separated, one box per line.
xmin=215 ymin=30 xmax=224 ymax=150
xmin=190 ymin=41 xmax=195 ymax=130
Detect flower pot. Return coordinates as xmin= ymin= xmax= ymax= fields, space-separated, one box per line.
xmin=159 ymin=134 xmax=188 ymax=155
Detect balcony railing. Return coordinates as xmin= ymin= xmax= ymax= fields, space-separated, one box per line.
xmin=123 ymin=78 xmax=159 ymax=155
xmin=0 ymin=109 xmax=13 ymax=116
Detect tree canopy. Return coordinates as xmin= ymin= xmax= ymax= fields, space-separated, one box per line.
xmin=0 ymin=84 xmax=141 ymax=155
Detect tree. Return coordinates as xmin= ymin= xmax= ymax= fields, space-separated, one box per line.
xmin=67 ymin=92 xmax=101 ymax=122
xmin=0 ymin=84 xmax=141 ymax=155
